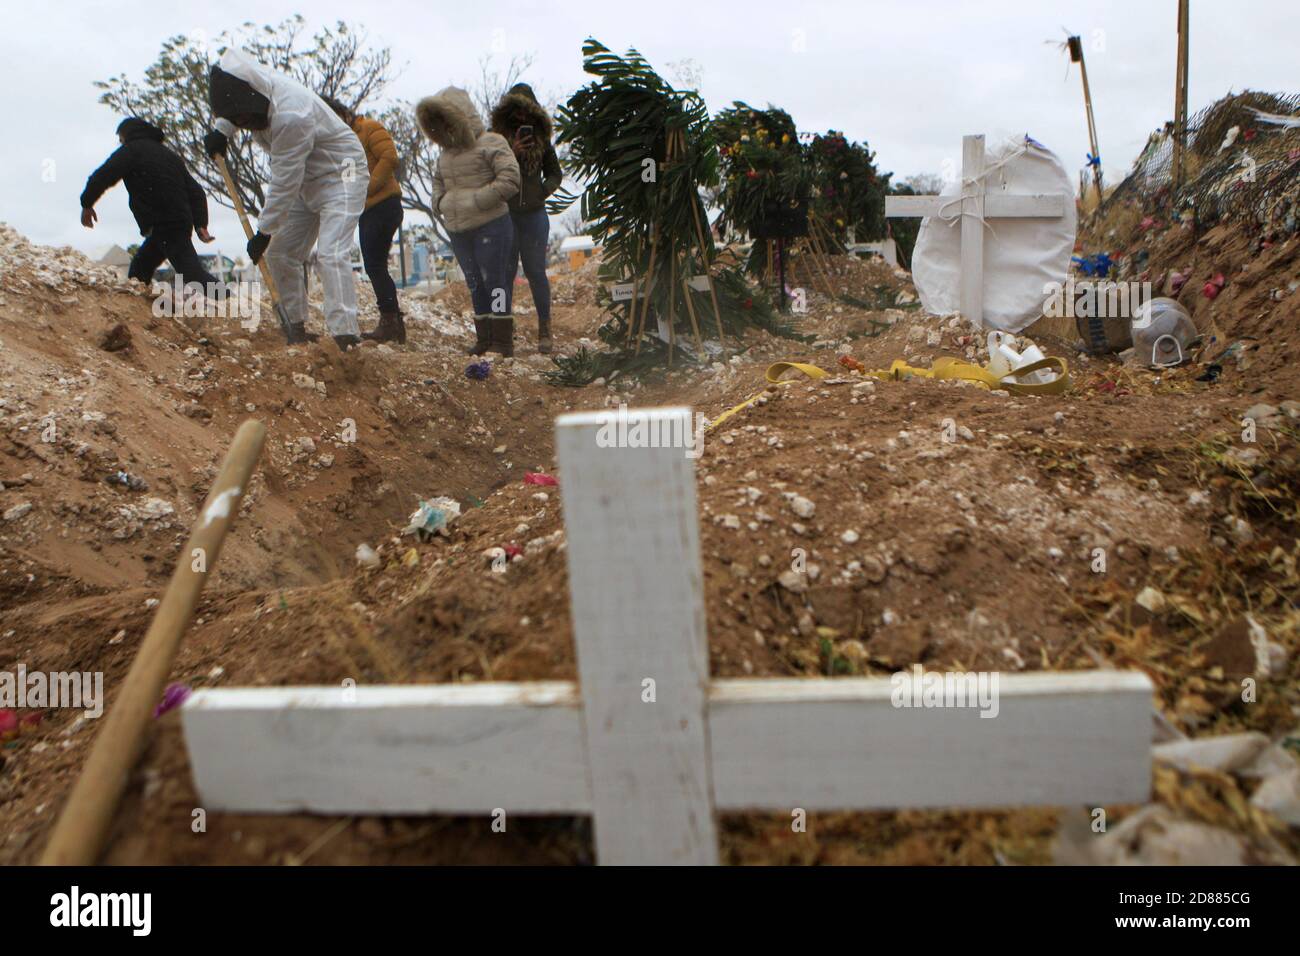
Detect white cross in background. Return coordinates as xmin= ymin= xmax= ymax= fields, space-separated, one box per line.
xmin=885 ymin=134 xmax=1069 ymax=325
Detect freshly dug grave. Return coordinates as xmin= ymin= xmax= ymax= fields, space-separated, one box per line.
xmin=2 ymin=225 xmax=1298 ymax=865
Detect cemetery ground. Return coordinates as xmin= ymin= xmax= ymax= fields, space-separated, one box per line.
xmin=1 ymin=222 xmax=1298 ymax=865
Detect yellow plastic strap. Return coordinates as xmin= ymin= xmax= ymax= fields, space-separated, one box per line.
xmin=707 ymin=355 xmax=1068 ymax=433
xmin=707 ymin=362 xmax=831 ymax=432
xmin=872 ymin=356 xmax=1070 ymax=396
xmin=765 ymin=362 xmax=831 ymax=384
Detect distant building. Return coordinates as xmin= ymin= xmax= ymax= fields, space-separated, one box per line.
xmin=155 ymin=252 xmax=238 ymax=283
xmin=559 ymin=235 xmax=597 ymax=271
xmin=98 ymin=244 xmax=132 ymax=280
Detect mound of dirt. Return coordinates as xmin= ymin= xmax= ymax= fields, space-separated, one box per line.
xmin=1 ymin=221 xmax=1297 ymax=866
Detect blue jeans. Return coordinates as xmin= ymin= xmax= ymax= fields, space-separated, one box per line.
xmin=448 ymin=213 xmax=514 ymax=316
xmin=508 ymin=208 xmax=551 ymax=325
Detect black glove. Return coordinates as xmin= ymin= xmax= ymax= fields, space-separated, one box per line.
xmin=247 ymin=231 xmax=271 ymax=265
xmin=203 ymin=130 xmax=229 ymax=159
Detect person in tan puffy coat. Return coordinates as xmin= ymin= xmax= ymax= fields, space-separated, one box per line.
xmin=416 ymin=87 xmax=521 ymax=356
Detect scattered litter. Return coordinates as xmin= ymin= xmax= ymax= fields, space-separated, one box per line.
xmin=524 ymin=472 xmax=558 ymax=487
xmin=355 ymin=543 xmax=381 ymax=570
xmin=465 ymin=360 xmax=492 ymax=380
xmin=403 ymin=496 xmax=462 ymax=540
xmin=1129 ymin=298 xmax=1196 ymax=368
xmin=105 ymin=471 xmax=148 ymax=492
xmin=986 ymin=332 xmax=1052 ymax=385
xmin=153 ymin=683 xmax=192 ymax=718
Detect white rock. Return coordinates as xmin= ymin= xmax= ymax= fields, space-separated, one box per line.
xmin=1135 ymin=586 xmax=1166 ymax=613
xmin=778 ymin=570 xmax=806 ymax=593
xmin=788 ymin=495 xmax=816 ymax=518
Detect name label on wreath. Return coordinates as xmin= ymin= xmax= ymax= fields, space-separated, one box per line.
xmin=608 ymin=276 xmax=712 ymax=302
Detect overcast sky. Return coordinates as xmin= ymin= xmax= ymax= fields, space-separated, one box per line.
xmin=3 ymin=0 xmax=1294 ymax=261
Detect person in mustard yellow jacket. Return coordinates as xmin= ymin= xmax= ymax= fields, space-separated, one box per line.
xmin=326 ymin=98 xmax=406 ymax=344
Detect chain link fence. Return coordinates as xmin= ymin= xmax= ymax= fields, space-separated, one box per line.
xmin=1102 ymin=90 xmax=1300 ymax=236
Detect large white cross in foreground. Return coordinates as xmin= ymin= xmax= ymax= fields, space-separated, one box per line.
xmin=885 ymin=134 xmax=1069 ymax=326
xmin=182 ymin=407 xmax=1151 ymax=865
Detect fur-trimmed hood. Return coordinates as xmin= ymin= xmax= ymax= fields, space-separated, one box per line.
xmin=416 ymin=87 xmax=483 ymax=150
xmin=488 ymin=90 xmax=553 ymax=142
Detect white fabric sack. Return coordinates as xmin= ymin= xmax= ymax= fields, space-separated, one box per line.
xmin=912 ymin=136 xmax=1077 ymax=333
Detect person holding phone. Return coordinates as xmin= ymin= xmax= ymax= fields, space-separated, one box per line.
xmin=490 ymin=83 xmax=563 ymax=353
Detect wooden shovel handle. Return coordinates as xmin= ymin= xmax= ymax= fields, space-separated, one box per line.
xmin=214 ymin=154 xmax=281 ymax=303
xmin=39 ymin=419 xmax=266 ymax=865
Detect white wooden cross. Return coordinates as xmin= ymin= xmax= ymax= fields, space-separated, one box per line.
xmin=885 ymin=134 xmax=1068 ymax=325
xmin=182 ymin=407 xmax=1151 ymax=865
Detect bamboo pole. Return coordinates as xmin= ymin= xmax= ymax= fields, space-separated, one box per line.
xmin=625 ymin=235 xmax=643 ymax=350
xmin=802 ymin=232 xmax=837 ymax=299
xmin=801 ymin=220 xmax=835 ymax=298
xmin=681 ymin=276 xmax=705 ymax=355
xmin=40 ymin=420 xmax=267 ymax=865
xmin=688 ymin=195 xmax=726 ymax=349
xmin=1172 ymin=0 xmax=1190 ymax=187
xmin=1075 ymin=42 xmax=1104 ymax=199
xmin=666 ymin=248 xmax=677 ymax=366
xmin=633 ymin=226 xmax=659 ymax=357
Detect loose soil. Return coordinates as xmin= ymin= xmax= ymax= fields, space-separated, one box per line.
xmin=1 ymin=220 xmax=1297 ymax=865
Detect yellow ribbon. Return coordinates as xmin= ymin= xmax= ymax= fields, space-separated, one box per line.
xmin=706 ymin=356 xmax=1069 ymax=432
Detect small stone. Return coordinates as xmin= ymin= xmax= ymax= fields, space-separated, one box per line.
xmin=1135 ymin=586 xmax=1166 ymax=613
xmin=840 ymin=529 xmax=860 ymax=544
xmin=788 ymin=495 xmax=816 ymax=518
xmin=778 ymin=570 xmax=806 ymax=593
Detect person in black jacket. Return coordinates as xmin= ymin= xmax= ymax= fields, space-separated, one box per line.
xmin=80 ymin=118 xmax=218 ymax=292
xmin=489 ymin=84 xmax=563 ymax=353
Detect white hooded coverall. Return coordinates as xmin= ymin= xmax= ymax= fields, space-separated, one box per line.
xmin=214 ymin=49 xmax=369 ymax=337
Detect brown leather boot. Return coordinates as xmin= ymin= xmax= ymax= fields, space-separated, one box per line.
xmin=490 ymin=316 xmax=514 ymax=358
xmin=537 ymin=316 xmax=552 ymax=354
xmin=467 ymin=317 xmax=492 ymax=355
xmin=362 ymin=311 xmax=406 ymax=344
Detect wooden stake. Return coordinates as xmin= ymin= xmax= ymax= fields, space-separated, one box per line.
xmin=687 ymin=196 xmax=726 ymax=348
xmin=666 ymin=248 xmax=677 ymax=366
xmin=633 ymin=225 xmax=659 ymax=357
xmin=625 ymin=235 xmax=643 ymax=350
xmin=40 ymin=419 xmax=267 ymax=865
xmin=802 ymin=233 xmax=837 ymax=299
xmin=555 ymin=407 xmax=719 ymax=865
xmin=681 ymin=276 xmax=705 ymax=355
xmin=1073 ymin=40 xmax=1104 ymax=199
xmin=1172 ymin=0 xmax=1190 ymax=187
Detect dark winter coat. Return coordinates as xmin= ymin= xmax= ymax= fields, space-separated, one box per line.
xmin=489 ymin=85 xmax=563 ymax=214
xmin=80 ymin=119 xmax=209 ymax=236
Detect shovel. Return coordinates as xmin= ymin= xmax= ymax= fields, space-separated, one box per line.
xmin=213 ymin=153 xmax=303 ymax=342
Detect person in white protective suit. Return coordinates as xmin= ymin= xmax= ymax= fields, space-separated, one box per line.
xmin=202 ymin=49 xmax=369 ymax=351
